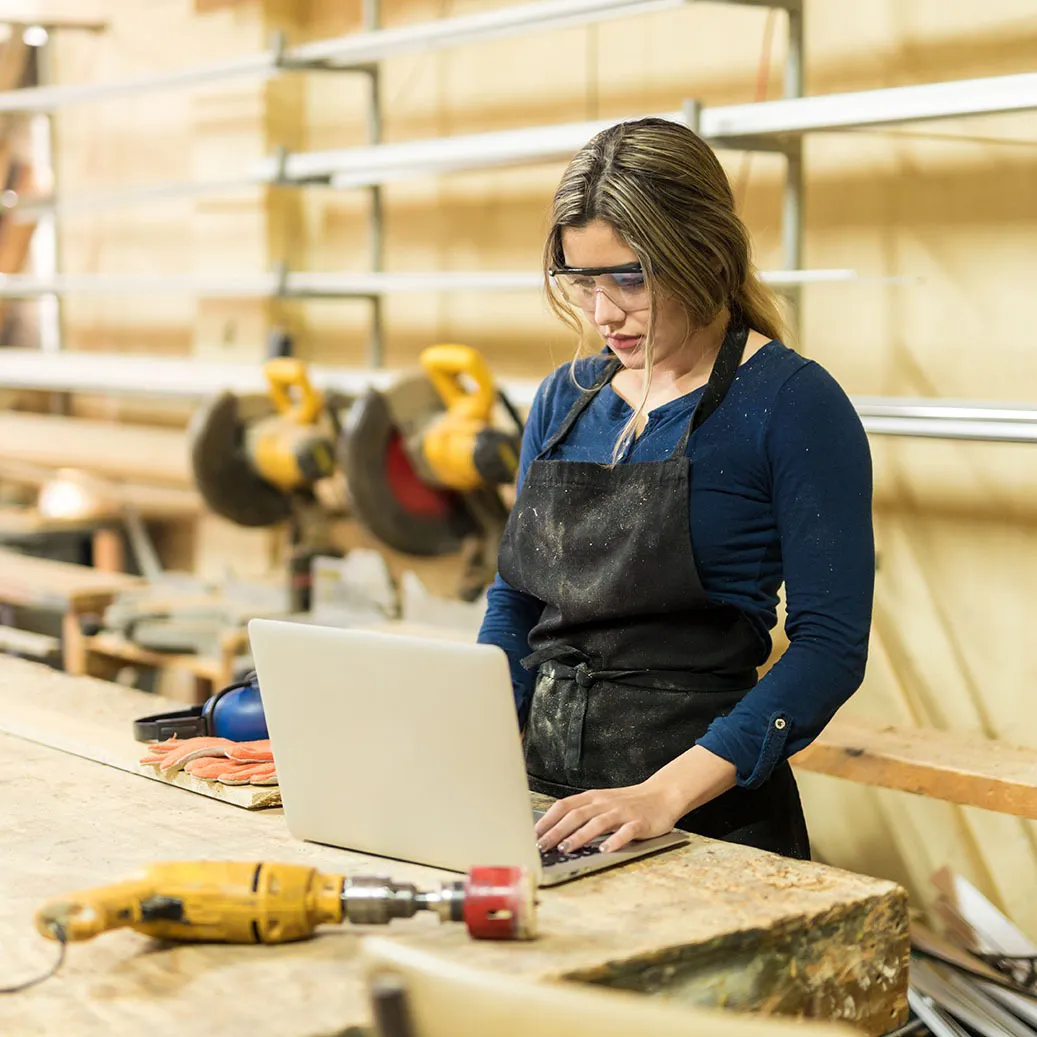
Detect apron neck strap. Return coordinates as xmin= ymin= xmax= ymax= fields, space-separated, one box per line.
xmin=671 ymin=314 xmax=750 ymax=459
xmin=535 ymin=356 xmax=622 ymax=459
xmin=537 ymin=310 xmax=749 ymax=462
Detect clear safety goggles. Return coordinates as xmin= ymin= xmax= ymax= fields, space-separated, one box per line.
xmin=549 ymin=261 xmax=649 ymax=312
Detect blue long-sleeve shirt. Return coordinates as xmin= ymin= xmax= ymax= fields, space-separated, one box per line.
xmin=477 ymin=340 xmax=875 ymax=787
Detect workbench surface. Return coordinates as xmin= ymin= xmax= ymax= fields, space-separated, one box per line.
xmin=0 ymin=657 xmax=908 ymax=1037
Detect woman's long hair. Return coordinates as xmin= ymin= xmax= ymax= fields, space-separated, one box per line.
xmin=543 ymin=117 xmax=786 ymax=461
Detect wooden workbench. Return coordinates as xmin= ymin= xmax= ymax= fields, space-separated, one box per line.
xmin=0 ymin=657 xmax=909 ymax=1037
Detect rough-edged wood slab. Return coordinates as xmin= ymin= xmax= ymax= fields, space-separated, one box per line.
xmin=0 ymin=655 xmax=277 ymax=809
xmin=794 ymin=718 xmax=1037 ymax=818
xmin=0 ymin=656 xmax=908 ymax=1036
xmin=360 ymin=936 xmax=862 ymax=1037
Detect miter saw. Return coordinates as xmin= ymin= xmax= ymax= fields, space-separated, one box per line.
xmin=188 ymin=350 xmax=347 ymax=612
xmin=189 ymin=341 xmax=521 ymax=603
xmin=341 ymin=343 xmax=522 ymax=600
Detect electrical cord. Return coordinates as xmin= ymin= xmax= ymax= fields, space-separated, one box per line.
xmin=0 ymin=923 xmax=67 ymax=995
xmin=497 ymin=388 xmax=525 ymax=437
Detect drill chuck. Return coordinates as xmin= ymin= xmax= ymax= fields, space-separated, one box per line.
xmin=341 ymin=868 xmax=535 ymax=939
xmin=341 ymin=876 xmax=466 ymax=927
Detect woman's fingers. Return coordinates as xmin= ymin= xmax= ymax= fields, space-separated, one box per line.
xmin=534 ymin=791 xmax=594 ymax=839
xmin=599 ymin=821 xmax=643 ymax=854
xmin=536 ymin=801 xmax=601 ymax=851
xmin=556 ymin=809 xmax=625 ymax=853
xmin=534 ymin=784 xmax=680 ymax=854
xmin=535 ymin=793 xmax=633 ymax=852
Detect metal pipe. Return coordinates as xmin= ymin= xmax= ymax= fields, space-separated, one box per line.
xmin=0 ymin=0 xmax=795 ymax=113
xmin=780 ymin=4 xmax=804 ymax=344
xmin=860 ymin=416 xmax=1037 ymax=444
xmin=5 ymin=349 xmax=1037 ymax=444
xmin=19 ymin=65 xmax=1037 ymax=218
xmin=854 ymin=398 xmax=1037 ymax=424
xmin=364 ymin=0 xmax=385 ymax=368
xmin=28 ymin=36 xmax=61 ymax=354
xmin=0 ymin=268 xmax=896 ymax=297
xmin=703 ymin=70 xmax=1037 ymax=138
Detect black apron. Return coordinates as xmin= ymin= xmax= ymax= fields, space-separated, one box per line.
xmin=497 ymin=317 xmax=810 ymax=860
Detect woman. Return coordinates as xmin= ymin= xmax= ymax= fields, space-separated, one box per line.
xmin=477 ymin=118 xmax=874 ymax=861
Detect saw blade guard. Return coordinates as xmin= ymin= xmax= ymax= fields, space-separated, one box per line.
xmin=188 ymin=391 xmax=294 ymax=527
xmin=340 ymin=382 xmax=477 ymax=556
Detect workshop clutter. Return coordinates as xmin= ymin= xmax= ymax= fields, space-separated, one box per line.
xmin=74 ymin=342 xmax=519 ymax=693
xmin=909 ymin=868 xmax=1037 ymax=1035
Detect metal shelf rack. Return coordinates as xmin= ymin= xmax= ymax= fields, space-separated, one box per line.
xmin=3 ymin=0 xmax=804 ymax=364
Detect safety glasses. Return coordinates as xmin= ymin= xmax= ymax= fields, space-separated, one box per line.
xmin=548 ymin=261 xmax=649 ymax=312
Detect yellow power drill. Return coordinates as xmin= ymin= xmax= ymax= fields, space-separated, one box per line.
xmin=36 ymin=861 xmax=537 ymax=947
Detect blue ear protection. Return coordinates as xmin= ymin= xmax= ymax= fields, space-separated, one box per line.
xmin=133 ymin=671 xmax=268 ymax=743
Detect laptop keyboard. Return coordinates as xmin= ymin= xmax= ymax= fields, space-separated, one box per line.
xmin=539 ymin=842 xmax=606 ymax=867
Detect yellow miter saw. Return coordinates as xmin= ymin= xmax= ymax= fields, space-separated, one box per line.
xmin=189 ymin=355 xmax=339 ymax=530
xmin=341 ymin=344 xmax=522 ymax=599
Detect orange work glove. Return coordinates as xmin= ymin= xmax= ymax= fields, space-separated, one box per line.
xmin=225 ymin=740 xmax=273 ymax=763
xmin=139 ymin=736 xmax=235 ymax=776
xmin=185 ymin=754 xmax=278 ymax=786
xmin=140 ymin=737 xmax=277 ymax=785
xmin=220 ymin=739 xmax=276 ymax=785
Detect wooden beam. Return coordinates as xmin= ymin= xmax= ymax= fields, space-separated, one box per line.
xmin=0 ymin=411 xmax=192 ymax=486
xmin=0 ymin=464 xmax=202 ymax=517
xmin=795 ymin=719 xmax=1037 ymax=818
xmin=0 ymin=545 xmax=142 ymax=610
xmin=0 ymin=621 xmax=58 ymax=657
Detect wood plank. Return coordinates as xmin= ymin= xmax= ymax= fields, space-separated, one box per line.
xmin=0 ymin=546 xmax=142 ymax=609
xmin=795 ymin=718 xmax=1037 ymax=818
xmin=0 ymin=657 xmax=908 ymax=1036
xmin=0 ymin=505 xmax=99 ymax=538
xmin=0 ymin=622 xmax=58 ymax=656
xmin=84 ymin=631 xmax=230 ymax=682
xmin=0 ymin=471 xmax=202 ymax=517
xmin=0 ymin=412 xmax=192 ymax=487
xmin=0 ymin=654 xmax=277 ymax=809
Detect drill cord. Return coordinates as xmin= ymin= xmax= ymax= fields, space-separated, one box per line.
xmin=0 ymin=924 xmax=67 ymax=995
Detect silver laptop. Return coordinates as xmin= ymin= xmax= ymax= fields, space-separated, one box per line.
xmin=248 ymin=619 xmax=688 ymax=887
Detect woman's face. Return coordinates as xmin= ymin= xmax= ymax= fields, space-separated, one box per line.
xmin=560 ymin=220 xmax=692 ymax=372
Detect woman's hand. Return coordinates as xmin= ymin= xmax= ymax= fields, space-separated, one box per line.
xmin=533 ymin=745 xmax=739 ymax=854
xmin=534 ymin=781 xmax=685 ymax=855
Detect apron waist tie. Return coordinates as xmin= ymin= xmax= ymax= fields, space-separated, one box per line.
xmin=521 ymin=645 xmax=753 ymax=692
xmin=522 ymin=645 xmax=647 ymax=687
